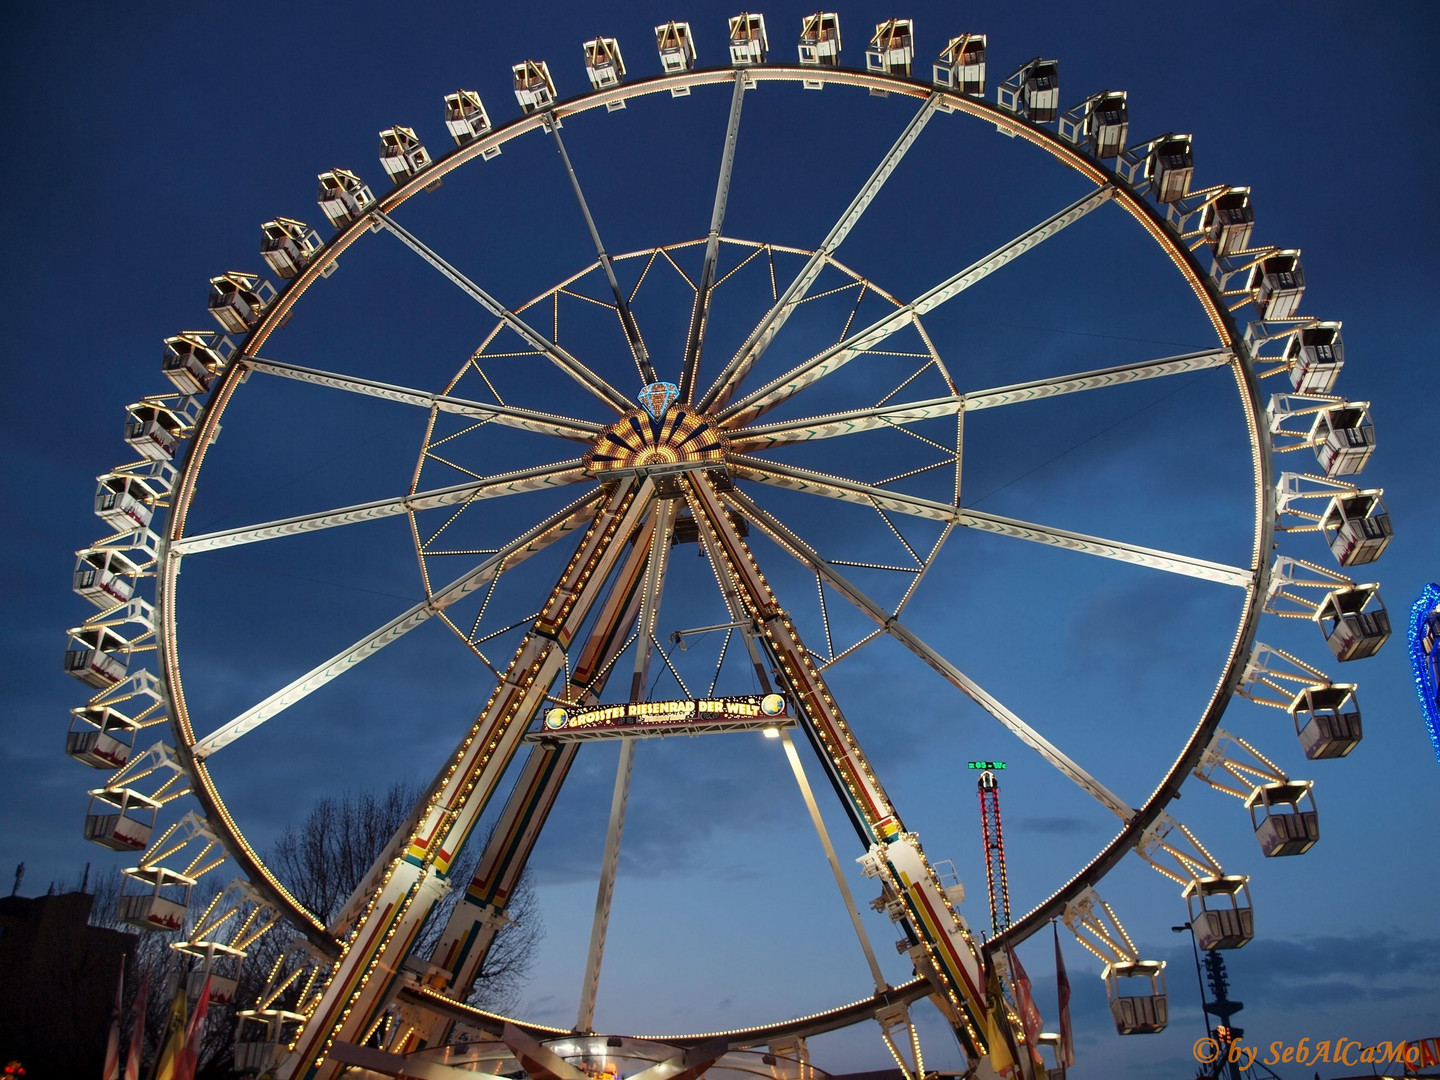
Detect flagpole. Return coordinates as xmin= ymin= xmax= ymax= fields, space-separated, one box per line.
xmin=123 ymin=974 xmax=148 ymax=1080
xmin=102 ymin=966 xmax=123 ymax=1080
xmin=1052 ymin=922 xmax=1074 ymax=1070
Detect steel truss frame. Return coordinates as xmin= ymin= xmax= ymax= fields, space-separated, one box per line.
xmin=74 ymin=46 xmax=1387 ymax=1080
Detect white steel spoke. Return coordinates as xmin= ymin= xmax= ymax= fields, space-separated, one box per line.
xmin=963 ymin=348 xmax=1233 ymax=411
xmin=244 ymin=356 xmax=601 ymax=440
xmin=550 ymin=125 xmax=657 ymax=384
xmin=191 ymin=493 xmax=604 ymax=758
xmin=718 ymin=186 xmax=1117 ymax=426
xmin=678 ymin=73 xmax=746 ymax=404
xmin=728 ymin=489 xmax=1132 ymax=820
xmin=698 ymin=93 xmax=943 ymax=413
xmin=729 ymin=456 xmax=1251 ymax=587
xmin=728 ymin=395 xmax=963 ymax=451
xmin=171 ymin=461 xmax=589 ymax=555
xmin=956 ymin=509 xmax=1252 ymax=587
xmin=375 ymin=212 xmax=632 ymax=412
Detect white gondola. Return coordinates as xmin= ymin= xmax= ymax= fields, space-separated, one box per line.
xmin=1246 ymin=780 xmax=1318 ymax=857
xmin=207 ymin=271 xmax=275 ymax=335
xmin=1147 ymin=135 xmax=1193 ymax=203
xmin=67 ymin=705 xmax=140 ymax=770
xmin=65 ymin=625 xmax=129 ymax=688
xmin=1183 ymin=876 xmax=1253 ymax=950
xmin=317 ymin=168 xmax=376 ymax=230
xmin=583 ymin=37 xmax=627 ymax=94
xmin=161 ymin=330 xmax=229 ymax=394
xmin=512 ymin=60 xmax=557 ymax=115
xmin=933 ymin=34 xmax=984 ymax=95
xmin=379 ymin=126 xmax=432 ymax=184
xmin=84 ymin=786 xmax=159 ymax=851
xmin=95 ymin=472 xmax=158 ymax=531
xmin=173 ymin=941 xmax=245 ymax=1005
xmin=1022 ymin=59 xmax=1060 ymax=122
xmin=1321 ymin=489 xmax=1391 ymax=566
xmin=236 ymin=1011 xmax=305 ymax=1074
xmin=1105 ymin=960 xmax=1167 ymax=1035
xmin=1315 ymin=582 xmax=1389 ymax=661
xmin=261 ymin=217 xmax=323 ymax=279
xmin=118 ymin=865 xmax=193 ymax=932
xmin=1087 ymin=91 xmax=1128 ymax=159
xmin=728 ymin=12 xmax=768 ymax=65
xmin=443 ymin=90 xmax=494 ymax=149
xmin=1290 ymin=683 xmax=1362 ymax=759
xmin=866 ymin=19 xmax=914 ymax=78
xmin=1201 ymin=188 xmax=1254 ymax=257
xmin=73 ymin=547 xmax=140 ymax=608
xmin=799 ymin=12 xmax=841 ymax=70
xmin=1309 ymin=401 xmax=1375 ymax=477
xmin=1250 ymin=249 xmax=1306 ymax=320
xmin=170 ymin=966 xmax=240 ymax=1006
xmin=124 ymin=402 xmax=184 ymax=462
xmin=655 ymin=22 xmax=697 ymax=76
xmin=1286 ymin=321 xmax=1344 ymax=393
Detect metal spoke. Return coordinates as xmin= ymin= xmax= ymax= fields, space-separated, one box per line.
xmin=550 ymin=124 xmax=657 ymax=384
xmin=678 ymin=73 xmax=746 ymax=404
xmin=375 ymin=211 xmax=632 ymax=412
xmin=190 ymin=493 xmax=604 ymax=757
xmin=963 ymin=348 xmax=1233 ymax=411
xmin=728 ymin=395 xmax=963 ymax=451
xmin=729 ymin=456 xmax=1251 ymax=587
xmin=698 ymin=93 xmax=944 ymax=412
xmin=718 ymin=186 xmax=1117 ymax=426
xmin=244 ymin=356 xmax=602 ymax=441
xmin=577 ymin=499 xmax=678 ymax=1032
xmin=171 ymin=461 xmax=589 ymax=555
xmin=728 ymin=488 xmax=1133 ymax=820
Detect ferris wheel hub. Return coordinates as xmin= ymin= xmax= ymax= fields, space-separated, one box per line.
xmin=583 ymin=399 xmax=729 ymax=480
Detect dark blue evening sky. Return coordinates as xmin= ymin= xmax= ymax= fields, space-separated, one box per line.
xmin=3 ymin=2 xmax=1438 ymax=1076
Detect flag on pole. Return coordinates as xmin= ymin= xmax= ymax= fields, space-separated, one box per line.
xmin=102 ymin=967 xmax=123 ymax=1080
xmin=122 ymin=975 xmax=148 ymax=1080
xmin=175 ymin=975 xmax=212 ymax=1080
xmin=1053 ymin=923 xmax=1074 ymax=1068
xmin=984 ymin=958 xmax=1019 ymax=1078
xmin=152 ymin=986 xmax=188 ymax=1080
xmin=1005 ymin=942 xmax=1046 ymax=1070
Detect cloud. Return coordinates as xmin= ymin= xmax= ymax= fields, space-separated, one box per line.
xmin=1013 ymin=815 xmax=1095 ymax=835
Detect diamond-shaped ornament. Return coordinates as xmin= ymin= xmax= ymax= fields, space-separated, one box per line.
xmin=638 ymin=381 xmax=680 ymax=420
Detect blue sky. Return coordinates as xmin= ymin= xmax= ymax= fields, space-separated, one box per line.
xmin=4 ymin=2 xmax=1439 ymax=1076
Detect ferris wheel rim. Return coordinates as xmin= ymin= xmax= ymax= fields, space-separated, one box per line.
xmin=147 ymin=57 xmax=1273 ymax=1036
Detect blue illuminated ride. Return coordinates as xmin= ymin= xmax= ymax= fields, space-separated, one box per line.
xmin=1408 ymin=583 xmax=1440 ymax=763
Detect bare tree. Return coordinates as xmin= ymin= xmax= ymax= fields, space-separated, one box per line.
xmin=269 ymin=782 xmax=543 ymax=1010
xmin=72 ymin=782 xmax=541 ymax=1075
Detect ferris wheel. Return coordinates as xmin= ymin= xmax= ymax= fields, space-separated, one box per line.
xmin=64 ymin=12 xmax=1394 ymax=1079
